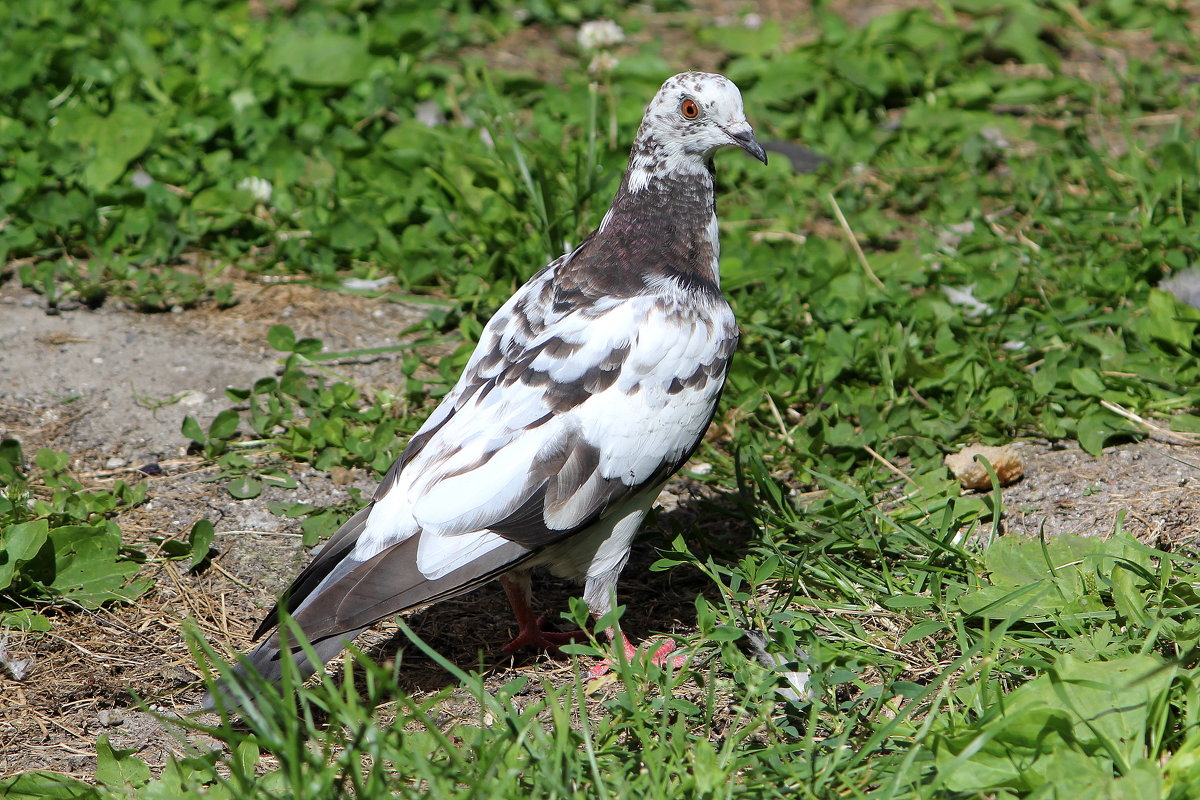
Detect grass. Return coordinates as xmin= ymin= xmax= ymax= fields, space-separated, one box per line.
xmin=2 ymin=0 xmax=1200 ymax=797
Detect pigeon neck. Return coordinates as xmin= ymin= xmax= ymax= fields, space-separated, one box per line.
xmin=590 ymin=156 xmax=721 ymax=292
xmin=623 ymin=133 xmax=714 ymax=195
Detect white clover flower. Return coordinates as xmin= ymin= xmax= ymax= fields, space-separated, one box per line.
xmin=1161 ymin=267 xmax=1200 ymax=310
xmin=237 ymin=176 xmax=273 ymax=204
xmin=414 ymin=100 xmax=444 ymax=128
xmin=981 ymin=127 xmax=1011 ymax=150
xmin=588 ymin=52 xmax=620 ymax=76
xmin=577 ymin=20 xmax=625 ymax=51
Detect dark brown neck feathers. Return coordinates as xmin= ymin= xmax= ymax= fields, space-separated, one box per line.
xmin=552 ymin=166 xmax=720 ymax=305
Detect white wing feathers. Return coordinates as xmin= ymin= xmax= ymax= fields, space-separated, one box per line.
xmin=353 ymin=281 xmax=735 ymax=583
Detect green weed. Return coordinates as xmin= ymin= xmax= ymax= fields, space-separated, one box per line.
xmin=3 ymin=0 xmax=1200 ymax=797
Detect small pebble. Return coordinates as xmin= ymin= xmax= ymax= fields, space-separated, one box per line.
xmin=162 ymin=666 xmax=194 ymax=686
xmin=105 ymin=457 xmax=128 ymax=469
xmin=97 ymin=710 xmax=124 ymax=727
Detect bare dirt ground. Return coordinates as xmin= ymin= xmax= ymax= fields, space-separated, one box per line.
xmin=1001 ymin=440 xmax=1200 ymax=548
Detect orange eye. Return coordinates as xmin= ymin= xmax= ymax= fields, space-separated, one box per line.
xmin=680 ymin=99 xmax=699 ymax=119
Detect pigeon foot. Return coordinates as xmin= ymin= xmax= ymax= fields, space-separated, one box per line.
xmin=587 ymin=635 xmax=687 ymax=677
xmin=502 ymin=617 xmax=585 ymax=656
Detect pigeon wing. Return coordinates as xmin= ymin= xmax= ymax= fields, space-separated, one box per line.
xmin=263 ymin=271 xmax=735 ymax=646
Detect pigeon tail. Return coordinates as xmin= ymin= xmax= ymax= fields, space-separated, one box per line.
xmin=201 ymin=625 xmax=366 ymax=712
xmin=204 ymin=524 xmax=536 ymax=712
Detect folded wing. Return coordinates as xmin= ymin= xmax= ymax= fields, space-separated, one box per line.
xmin=253 ymin=267 xmax=736 ymax=658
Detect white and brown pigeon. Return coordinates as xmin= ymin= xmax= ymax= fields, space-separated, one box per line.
xmin=208 ymin=71 xmax=765 ymax=705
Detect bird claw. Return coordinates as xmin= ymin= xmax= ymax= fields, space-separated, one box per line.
xmin=587 ymin=637 xmax=687 ymax=677
xmin=502 ymin=616 xmax=584 ymax=657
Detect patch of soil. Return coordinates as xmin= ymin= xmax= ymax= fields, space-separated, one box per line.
xmin=998 ymin=440 xmax=1200 ymax=551
xmin=0 ymin=279 xmax=425 ymax=469
xmin=460 ymin=0 xmax=822 ymax=88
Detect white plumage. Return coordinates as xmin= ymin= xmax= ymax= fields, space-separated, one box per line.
xmin=206 ymin=71 xmax=765 ymax=706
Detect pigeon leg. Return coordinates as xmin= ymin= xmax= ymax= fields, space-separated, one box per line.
xmin=499 ymin=574 xmax=584 ymax=656
xmin=587 ymin=632 xmax=688 ymax=677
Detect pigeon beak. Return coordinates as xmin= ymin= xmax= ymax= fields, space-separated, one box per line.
xmin=727 ymin=125 xmax=768 ymax=164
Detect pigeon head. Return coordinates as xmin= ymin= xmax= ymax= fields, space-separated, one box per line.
xmin=626 ymin=72 xmax=766 ymax=191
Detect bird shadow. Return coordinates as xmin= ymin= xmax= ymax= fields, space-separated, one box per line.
xmin=343 ymin=484 xmax=759 ymax=699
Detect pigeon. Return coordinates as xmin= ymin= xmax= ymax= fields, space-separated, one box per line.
xmin=206 ymin=71 xmax=766 ymax=707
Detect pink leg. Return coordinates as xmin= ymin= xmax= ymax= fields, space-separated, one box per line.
xmin=587 ymin=631 xmax=688 ymax=677
xmin=499 ymin=575 xmax=584 ymax=656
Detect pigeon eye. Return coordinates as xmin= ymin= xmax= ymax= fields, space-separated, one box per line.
xmin=680 ymin=99 xmax=699 ymax=119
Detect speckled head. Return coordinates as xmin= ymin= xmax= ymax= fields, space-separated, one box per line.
xmin=626 ymin=72 xmax=766 ymax=190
